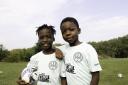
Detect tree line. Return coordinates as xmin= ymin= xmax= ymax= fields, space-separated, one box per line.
xmin=0 ymin=35 xmax=127 ymax=62
xmin=89 ymin=35 xmax=128 ymax=58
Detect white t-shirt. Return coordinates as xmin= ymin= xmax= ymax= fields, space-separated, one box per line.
xmin=21 ymin=51 xmax=66 ymax=85
xmin=59 ymin=42 xmax=102 ymax=85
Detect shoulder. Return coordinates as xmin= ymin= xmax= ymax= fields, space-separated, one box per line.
xmin=82 ymin=42 xmax=96 ymax=52
xmin=30 ymin=51 xmax=42 ymax=60
xmin=82 ymin=42 xmax=94 ymax=48
xmin=57 ymin=43 xmax=68 ymax=48
xmin=56 ymin=43 xmax=69 ymax=50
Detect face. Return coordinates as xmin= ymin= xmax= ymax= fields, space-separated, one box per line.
xmin=38 ymin=29 xmax=54 ymax=51
xmin=60 ymin=21 xmax=80 ymax=44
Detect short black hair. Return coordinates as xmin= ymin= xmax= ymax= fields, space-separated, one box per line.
xmin=60 ymin=17 xmax=79 ymax=28
xmin=36 ymin=24 xmax=56 ymax=35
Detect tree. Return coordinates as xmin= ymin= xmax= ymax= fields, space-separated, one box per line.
xmin=89 ymin=35 xmax=128 ymax=58
xmin=0 ymin=44 xmax=9 ymax=61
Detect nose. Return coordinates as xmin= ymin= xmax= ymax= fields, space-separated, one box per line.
xmin=42 ymin=37 xmax=48 ymax=42
xmin=39 ymin=38 xmax=48 ymax=43
xmin=65 ymin=30 xmax=71 ymax=36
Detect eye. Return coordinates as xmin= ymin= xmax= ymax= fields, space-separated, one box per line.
xmin=70 ymin=28 xmax=75 ymax=31
xmin=61 ymin=29 xmax=66 ymax=34
xmin=47 ymin=35 xmax=52 ymax=38
xmin=39 ymin=36 xmax=44 ymax=40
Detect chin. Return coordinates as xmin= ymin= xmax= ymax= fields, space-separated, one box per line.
xmin=42 ymin=47 xmax=49 ymax=50
xmin=66 ymin=40 xmax=74 ymax=44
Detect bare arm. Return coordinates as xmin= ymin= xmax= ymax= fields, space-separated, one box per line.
xmin=90 ymin=71 xmax=100 ymax=85
xmin=17 ymin=76 xmax=31 ymax=85
xmin=61 ymin=77 xmax=67 ymax=85
xmin=55 ymin=48 xmax=64 ymax=60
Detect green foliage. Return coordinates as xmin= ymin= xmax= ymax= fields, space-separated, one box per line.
xmin=1 ymin=35 xmax=127 ymax=62
xmin=89 ymin=35 xmax=128 ymax=58
xmin=5 ymin=47 xmax=35 ymax=62
xmin=0 ymin=44 xmax=10 ymax=61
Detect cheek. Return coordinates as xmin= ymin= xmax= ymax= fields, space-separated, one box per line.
xmin=61 ymin=33 xmax=65 ymax=37
xmin=62 ymin=34 xmax=67 ymax=38
xmin=71 ymin=33 xmax=78 ymax=39
xmin=50 ymin=38 xmax=54 ymax=43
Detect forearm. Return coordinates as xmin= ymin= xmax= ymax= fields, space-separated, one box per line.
xmin=55 ymin=47 xmax=64 ymax=60
xmin=61 ymin=77 xmax=67 ymax=85
xmin=90 ymin=71 xmax=100 ymax=85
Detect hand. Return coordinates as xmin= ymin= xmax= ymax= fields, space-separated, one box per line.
xmin=17 ymin=80 xmax=31 ymax=85
xmin=55 ymin=48 xmax=64 ymax=60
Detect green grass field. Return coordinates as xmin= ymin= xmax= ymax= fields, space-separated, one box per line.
xmin=99 ymin=58 xmax=128 ymax=85
xmin=0 ymin=58 xmax=128 ymax=85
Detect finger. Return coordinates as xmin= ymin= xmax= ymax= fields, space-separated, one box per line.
xmin=17 ymin=80 xmax=26 ymax=85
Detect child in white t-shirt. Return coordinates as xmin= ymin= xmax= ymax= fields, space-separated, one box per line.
xmin=59 ymin=17 xmax=102 ymax=85
xmin=17 ymin=24 xmax=67 ymax=85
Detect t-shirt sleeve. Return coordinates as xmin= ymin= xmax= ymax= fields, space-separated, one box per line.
xmin=60 ymin=60 xmax=66 ymax=77
xmin=21 ymin=57 xmax=33 ymax=78
xmin=87 ymin=44 xmax=102 ymax=72
xmin=21 ymin=56 xmax=38 ymax=81
xmin=21 ymin=61 xmax=32 ymax=82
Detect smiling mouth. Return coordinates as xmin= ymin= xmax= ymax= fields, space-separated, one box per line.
xmin=67 ymin=37 xmax=72 ymax=40
xmin=43 ymin=43 xmax=49 ymax=46
xmin=66 ymin=38 xmax=73 ymax=42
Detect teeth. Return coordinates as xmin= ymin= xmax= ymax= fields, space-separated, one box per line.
xmin=43 ymin=44 xmax=48 ymax=46
xmin=68 ymin=38 xmax=72 ymax=40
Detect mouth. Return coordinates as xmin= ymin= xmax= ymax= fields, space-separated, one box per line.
xmin=66 ymin=38 xmax=73 ymax=42
xmin=66 ymin=37 xmax=73 ymax=40
xmin=42 ymin=43 xmax=49 ymax=47
xmin=41 ymin=44 xmax=50 ymax=50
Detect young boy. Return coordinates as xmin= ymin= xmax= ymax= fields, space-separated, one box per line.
xmin=59 ymin=17 xmax=102 ymax=85
xmin=17 ymin=24 xmax=67 ymax=85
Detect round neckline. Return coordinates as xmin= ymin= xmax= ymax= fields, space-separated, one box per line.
xmin=41 ymin=51 xmax=55 ymax=56
xmin=67 ymin=42 xmax=84 ymax=48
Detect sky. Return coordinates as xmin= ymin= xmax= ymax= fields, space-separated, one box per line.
xmin=0 ymin=0 xmax=128 ymax=50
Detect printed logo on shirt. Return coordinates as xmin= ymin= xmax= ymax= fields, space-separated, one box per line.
xmin=49 ymin=61 xmax=58 ymax=70
xmin=94 ymin=63 xmax=99 ymax=66
xmin=38 ymin=73 xmax=49 ymax=82
xmin=73 ymin=52 xmax=83 ymax=62
xmin=31 ymin=66 xmax=38 ymax=72
xmin=21 ymin=66 xmax=38 ymax=77
xmin=66 ymin=63 xmax=75 ymax=74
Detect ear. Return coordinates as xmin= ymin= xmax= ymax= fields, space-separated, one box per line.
xmin=78 ymin=28 xmax=81 ymax=34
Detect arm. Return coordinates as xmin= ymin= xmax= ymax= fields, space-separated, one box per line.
xmin=90 ymin=71 xmax=100 ymax=85
xmin=61 ymin=77 xmax=67 ymax=85
xmin=17 ymin=76 xmax=31 ymax=85
xmin=17 ymin=56 xmax=38 ymax=85
xmin=55 ymin=48 xmax=64 ymax=60
xmin=86 ymin=44 xmax=102 ymax=85
xmin=59 ymin=56 xmax=67 ymax=85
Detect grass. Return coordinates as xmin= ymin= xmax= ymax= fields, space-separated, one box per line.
xmin=0 ymin=62 xmax=26 ymax=85
xmin=0 ymin=58 xmax=128 ymax=85
xmin=99 ymin=58 xmax=128 ymax=85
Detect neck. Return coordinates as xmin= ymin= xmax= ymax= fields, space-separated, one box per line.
xmin=42 ymin=48 xmax=55 ymax=54
xmin=69 ymin=40 xmax=81 ymax=46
